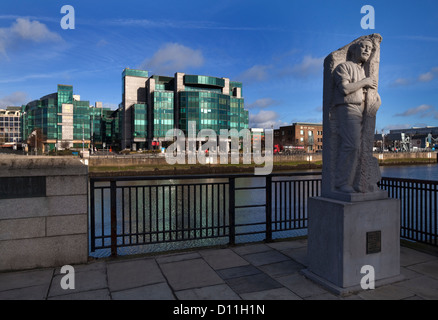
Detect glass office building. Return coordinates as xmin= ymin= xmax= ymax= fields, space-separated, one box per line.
xmin=22 ymin=85 xmax=114 ymax=152
xmin=121 ymin=68 xmax=249 ymax=150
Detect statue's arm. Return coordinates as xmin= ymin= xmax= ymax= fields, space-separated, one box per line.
xmin=335 ymin=64 xmax=377 ymax=96
xmin=340 ymin=78 xmax=376 ymax=96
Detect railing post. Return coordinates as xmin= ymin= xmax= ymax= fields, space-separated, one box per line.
xmin=110 ymin=180 xmax=117 ymax=257
xmin=266 ymin=175 xmax=272 ymax=242
xmin=229 ymin=177 xmax=235 ymax=246
xmin=90 ymin=179 xmax=95 ymax=252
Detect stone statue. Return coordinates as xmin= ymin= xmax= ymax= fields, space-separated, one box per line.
xmin=322 ymin=34 xmax=385 ymax=200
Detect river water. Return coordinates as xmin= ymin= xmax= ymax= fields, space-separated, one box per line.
xmin=89 ymin=164 xmax=437 ymax=257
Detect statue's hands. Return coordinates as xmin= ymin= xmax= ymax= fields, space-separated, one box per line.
xmin=362 ymin=77 xmax=377 ymax=89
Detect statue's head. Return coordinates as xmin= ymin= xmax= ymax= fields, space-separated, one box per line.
xmin=348 ymin=39 xmax=373 ymax=64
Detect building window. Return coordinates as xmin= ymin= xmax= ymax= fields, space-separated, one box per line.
xmin=300 ymin=130 xmax=304 ymax=135
xmin=300 ymin=137 xmax=304 ymax=142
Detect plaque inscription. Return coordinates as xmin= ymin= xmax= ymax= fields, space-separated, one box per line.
xmin=0 ymin=176 xmax=46 ymax=199
xmin=366 ymin=230 xmax=381 ymax=254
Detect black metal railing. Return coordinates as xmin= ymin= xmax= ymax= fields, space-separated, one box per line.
xmin=379 ymin=177 xmax=438 ymax=247
xmin=89 ymin=173 xmax=438 ymax=257
xmin=89 ymin=172 xmax=321 ymax=256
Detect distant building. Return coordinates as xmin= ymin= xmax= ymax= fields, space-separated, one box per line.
xmin=120 ymin=68 xmax=249 ymax=150
xmin=274 ymin=122 xmax=323 ymax=153
xmin=380 ymin=126 xmax=438 ymax=151
xmin=0 ymin=107 xmax=21 ymax=146
xmin=22 ymin=85 xmax=113 ymax=152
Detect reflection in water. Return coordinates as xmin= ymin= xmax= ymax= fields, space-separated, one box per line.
xmin=90 ymin=164 xmax=437 ymax=257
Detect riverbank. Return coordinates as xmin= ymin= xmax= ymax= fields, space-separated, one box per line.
xmin=89 ymin=157 xmax=437 ymax=177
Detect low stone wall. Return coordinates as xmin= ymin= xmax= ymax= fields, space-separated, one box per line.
xmin=0 ymin=157 xmax=88 ymax=271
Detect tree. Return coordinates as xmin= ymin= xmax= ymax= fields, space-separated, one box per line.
xmin=27 ymin=128 xmax=46 ymax=154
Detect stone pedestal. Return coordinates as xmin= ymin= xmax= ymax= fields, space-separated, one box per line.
xmin=303 ymin=196 xmax=402 ymax=295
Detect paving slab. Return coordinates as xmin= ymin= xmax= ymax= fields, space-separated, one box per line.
xmin=258 ymin=260 xmax=303 ymax=278
xmin=357 ymin=284 xmax=415 ymax=300
xmin=0 ymin=269 xmax=54 ymax=292
xmin=175 ymin=284 xmax=241 ymax=300
xmin=400 ymin=246 xmax=437 ymax=267
xmin=48 ymin=269 xmax=107 ymax=298
xmin=242 ymin=250 xmax=289 ymax=267
xmin=406 ymin=260 xmax=438 ymax=280
xmin=160 ymin=258 xmax=224 ymax=291
xmin=48 ymin=289 xmax=111 ymax=300
xmin=199 ymin=248 xmax=249 ymax=270
xmin=267 ymin=239 xmax=308 ymax=251
xmin=394 ymin=275 xmax=438 ymax=300
xmin=239 ymin=287 xmax=302 ymax=300
xmin=225 ymin=273 xmax=282 ymax=294
xmin=155 ymin=252 xmax=201 ymax=264
xmin=107 ymin=258 xmax=165 ymax=292
xmin=112 ymin=282 xmax=175 ymax=300
xmin=276 ymin=273 xmax=327 ymax=298
xmin=216 ymin=265 xmax=261 ymax=280
xmin=231 ymin=243 xmax=272 ymax=256
xmin=0 ymin=284 xmax=50 ymax=300
xmin=281 ymin=247 xmax=308 ymax=266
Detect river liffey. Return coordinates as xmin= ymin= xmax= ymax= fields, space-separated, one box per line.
xmin=89 ymin=164 xmax=437 ymax=257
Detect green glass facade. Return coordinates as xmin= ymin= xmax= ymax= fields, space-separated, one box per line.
xmin=22 ymin=85 xmax=117 ymax=152
xmin=121 ymin=68 xmax=249 ymax=150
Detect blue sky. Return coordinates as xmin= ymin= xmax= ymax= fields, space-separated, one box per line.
xmin=0 ymin=0 xmax=437 ymax=132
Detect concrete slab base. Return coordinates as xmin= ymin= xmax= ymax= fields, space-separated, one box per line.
xmin=301 ymin=269 xmax=404 ymax=297
xmin=306 ymin=196 xmax=401 ymax=294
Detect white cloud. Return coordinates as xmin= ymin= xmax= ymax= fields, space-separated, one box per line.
xmin=139 ymin=43 xmax=204 ymax=75
xmin=246 ymin=98 xmax=279 ymax=109
xmin=395 ymin=104 xmax=433 ymax=117
xmin=0 ymin=91 xmax=29 ymax=108
xmin=418 ymin=67 xmax=438 ymax=82
xmin=238 ymin=65 xmax=271 ymax=83
xmin=249 ymin=110 xmax=288 ymax=129
xmin=0 ymin=18 xmax=62 ymax=56
xmin=280 ymin=55 xmax=324 ymax=78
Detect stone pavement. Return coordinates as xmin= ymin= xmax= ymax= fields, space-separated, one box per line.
xmin=1 ymin=238 xmax=438 ymax=300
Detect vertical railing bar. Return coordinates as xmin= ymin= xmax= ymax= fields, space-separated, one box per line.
xmin=188 ymin=185 xmax=192 ymax=239
xmin=155 ymin=186 xmax=159 ymax=242
xmin=288 ymin=181 xmax=292 ymax=230
xmin=110 ymin=180 xmax=117 ymax=257
xmin=223 ymin=183 xmax=226 ymax=237
xmin=136 ymin=187 xmax=139 ymax=245
xmin=194 ymin=185 xmax=197 ymax=239
xmin=100 ymin=188 xmax=104 ymax=244
xmin=229 ymin=178 xmax=236 ymax=245
xmin=266 ymin=175 xmax=272 ymax=242
xmin=142 ymin=186 xmax=145 ymax=244
xmin=149 ymin=186 xmax=152 ymax=243
xmin=181 ymin=185 xmax=185 ymax=240
xmin=162 ymin=185 xmax=165 ymax=241
xmin=121 ymin=187 xmax=125 ymax=245
xmin=216 ymin=183 xmax=220 ymax=237
xmin=90 ymin=180 xmax=96 ymax=252
xmin=169 ymin=185 xmax=172 ymax=242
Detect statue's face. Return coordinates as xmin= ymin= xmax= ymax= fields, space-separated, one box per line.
xmin=357 ymin=41 xmax=373 ymax=63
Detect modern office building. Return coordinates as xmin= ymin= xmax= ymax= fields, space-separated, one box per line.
xmin=0 ymin=106 xmax=21 ymax=146
xmin=120 ymin=68 xmax=249 ymax=150
xmin=274 ymin=122 xmax=323 ymax=153
xmin=22 ymin=85 xmax=113 ymax=152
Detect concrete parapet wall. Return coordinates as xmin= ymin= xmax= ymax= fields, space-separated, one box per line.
xmin=0 ymin=157 xmax=88 ymax=271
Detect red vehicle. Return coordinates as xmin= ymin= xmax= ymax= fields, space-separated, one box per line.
xmin=274 ymin=144 xmax=284 ymax=154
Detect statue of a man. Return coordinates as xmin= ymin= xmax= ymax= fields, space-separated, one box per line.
xmin=332 ymin=39 xmax=380 ymax=193
xmin=321 ymin=34 xmax=384 ymax=199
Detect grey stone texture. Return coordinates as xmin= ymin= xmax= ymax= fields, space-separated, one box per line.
xmin=0 ymin=238 xmax=437 ymax=300
xmin=307 ymin=197 xmax=400 ymax=291
xmin=0 ymin=157 xmax=88 ymax=271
